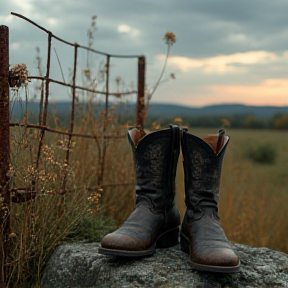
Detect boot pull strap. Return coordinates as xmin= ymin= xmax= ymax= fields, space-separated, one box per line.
xmin=168 ymin=124 xmax=180 ymax=193
xmin=169 ymin=124 xmax=180 ymax=152
xmin=216 ymin=129 xmax=225 ymax=154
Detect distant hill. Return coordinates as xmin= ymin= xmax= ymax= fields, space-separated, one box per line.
xmin=148 ymin=103 xmax=288 ymax=119
xmin=10 ymin=101 xmax=288 ymax=120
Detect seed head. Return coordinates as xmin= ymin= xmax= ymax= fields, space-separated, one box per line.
xmin=116 ymin=76 xmax=122 ymax=84
xmin=9 ymin=232 xmax=17 ymax=239
xmin=164 ymin=31 xmax=176 ymax=45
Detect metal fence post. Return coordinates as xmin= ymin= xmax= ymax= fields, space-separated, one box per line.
xmin=137 ymin=56 xmax=145 ymax=129
xmin=0 ymin=25 xmax=10 ymax=288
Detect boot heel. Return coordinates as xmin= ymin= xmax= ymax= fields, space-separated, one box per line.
xmin=180 ymin=232 xmax=190 ymax=254
xmin=156 ymin=227 xmax=179 ymax=248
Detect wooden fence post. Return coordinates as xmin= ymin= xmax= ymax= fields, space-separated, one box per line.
xmin=0 ymin=25 xmax=10 ymax=288
xmin=137 ymin=56 xmax=145 ymax=129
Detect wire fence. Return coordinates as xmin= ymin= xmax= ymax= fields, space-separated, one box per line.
xmin=0 ymin=13 xmax=146 ymax=286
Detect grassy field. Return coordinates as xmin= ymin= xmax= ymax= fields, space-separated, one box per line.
xmin=6 ymin=125 xmax=288 ymax=287
xmin=69 ymin=126 xmax=288 ymax=254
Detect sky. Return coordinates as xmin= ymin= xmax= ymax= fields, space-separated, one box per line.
xmin=1 ymin=0 xmax=288 ymax=107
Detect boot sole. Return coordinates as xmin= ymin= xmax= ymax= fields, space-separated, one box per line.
xmin=98 ymin=227 xmax=179 ymax=257
xmin=180 ymin=232 xmax=240 ymax=273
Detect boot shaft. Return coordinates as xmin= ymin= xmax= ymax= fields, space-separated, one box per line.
xmin=128 ymin=125 xmax=180 ymax=211
xmin=180 ymin=129 xmax=240 ymax=272
xmin=181 ymin=129 xmax=229 ymax=210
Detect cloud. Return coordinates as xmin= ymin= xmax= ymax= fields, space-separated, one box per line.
xmin=47 ymin=18 xmax=58 ymax=26
xmin=0 ymin=15 xmax=14 ymax=24
xmin=157 ymin=51 xmax=287 ymax=74
xmin=11 ymin=42 xmax=20 ymax=50
xmin=3 ymin=0 xmax=288 ymax=106
xmin=207 ymin=78 xmax=288 ymax=106
xmin=10 ymin=0 xmax=34 ymax=16
xmin=117 ymin=24 xmax=140 ymax=37
xmin=118 ymin=25 xmax=132 ymax=33
xmin=227 ymin=33 xmax=248 ymax=42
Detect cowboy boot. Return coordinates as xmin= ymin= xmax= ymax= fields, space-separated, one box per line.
xmin=99 ymin=125 xmax=181 ymax=257
xmin=180 ymin=128 xmax=240 ymax=273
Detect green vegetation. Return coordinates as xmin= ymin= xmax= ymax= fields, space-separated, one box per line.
xmin=10 ymin=102 xmax=288 ymax=130
xmin=245 ymin=142 xmax=277 ymax=164
xmin=145 ymin=113 xmax=288 ymax=130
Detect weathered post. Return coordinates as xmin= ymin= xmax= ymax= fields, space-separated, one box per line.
xmin=0 ymin=25 xmax=10 ymax=288
xmin=137 ymin=56 xmax=146 ymax=129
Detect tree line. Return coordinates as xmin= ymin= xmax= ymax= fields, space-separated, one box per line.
xmin=144 ymin=113 xmax=288 ymax=130
xmin=11 ymin=109 xmax=288 ymax=130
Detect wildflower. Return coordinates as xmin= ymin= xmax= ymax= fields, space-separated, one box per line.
xmin=91 ymin=15 xmax=97 ymax=27
xmin=174 ymin=117 xmax=182 ymax=124
xmin=9 ymin=232 xmax=17 ymax=239
xmin=7 ymin=164 xmax=15 ymax=178
xmin=146 ymin=91 xmax=152 ymax=101
xmin=149 ymin=31 xmax=176 ymax=101
xmin=164 ymin=31 xmax=176 ymax=45
xmin=116 ymin=76 xmax=122 ymax=85
xmin=152 ymin=122 xmax=160 ymax=130
xmin=221 ymin=118 xmax=231 ymax=127
xmin=9 ymin=63 xmax=30 ymax=89
xmin=83 ymin=69 xmax=91 ymax=79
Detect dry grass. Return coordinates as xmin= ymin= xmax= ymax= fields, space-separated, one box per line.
xmin=7 ymin=112 xmax=134 ymax=287
xmin=3 ymin=19 xmax=178 ymax=287
xmin=6 ymin=121 xmax=288 ymax=287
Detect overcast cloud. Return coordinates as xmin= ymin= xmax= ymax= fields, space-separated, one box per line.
xmin=1 ymin=0 xmax=288 ymax=106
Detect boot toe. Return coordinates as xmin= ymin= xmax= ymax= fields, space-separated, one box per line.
xmin=100 ymin=232 xmax=147 ymax=251
xmin=206 ymin=248 xmax=239 ymax=267
xmin=192 ymin=247 xmax=239 ymax=267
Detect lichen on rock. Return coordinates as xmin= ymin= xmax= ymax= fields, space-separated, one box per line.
xmin=41 ymin=243 xmax=288 ymax=288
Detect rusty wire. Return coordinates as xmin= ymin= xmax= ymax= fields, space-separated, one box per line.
xmin=0 ymin=14 xmax=147 ymax=286
xmin=8 ymin=13 xmax=146 ymax=195
xmin=11 ymin=12 xmax=142 ymax=58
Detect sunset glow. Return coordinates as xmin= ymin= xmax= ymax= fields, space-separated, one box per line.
xmin=157 ymin=51 xmax=287 ymax=74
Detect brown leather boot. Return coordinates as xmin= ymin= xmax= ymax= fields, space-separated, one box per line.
xmin=99 ymin=125 xmax=181 ymax=257
xmin=180 ymin=128 xmax=240 ymax=273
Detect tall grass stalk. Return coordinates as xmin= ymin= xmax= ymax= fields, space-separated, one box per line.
xmin=7 ymin=108 xmax=132 ymax=287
